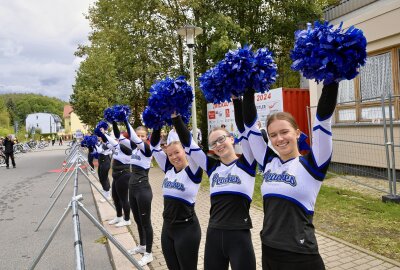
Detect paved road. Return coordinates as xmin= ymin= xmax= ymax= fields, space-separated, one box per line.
xmin=0 ymin=147 xmax=112 ymax=270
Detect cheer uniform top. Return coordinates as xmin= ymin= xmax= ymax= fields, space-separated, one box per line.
xmin=173 ymin=98 xmax=257 ymax=230
xmin=126 ymin=122 xmax=152 ymax=186
xmin=150 ymin=129 xmax=202 ymax=224
xmin=244 ymin=83 xmax=338 ymax=254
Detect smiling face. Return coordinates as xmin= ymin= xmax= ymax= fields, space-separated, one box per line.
xmin=135 ymin=127 xmax=148 ymax=142
xmin=208 ymin=129 xmax=235 ymax=159
xmin=165 ymin=142 xmax=188 ymax=171
xmin=267 ymin=113 xmax=301 ymax=161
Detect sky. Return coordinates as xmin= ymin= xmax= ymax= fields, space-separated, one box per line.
xmin=0 ymin=0 xmax=95 ymax=101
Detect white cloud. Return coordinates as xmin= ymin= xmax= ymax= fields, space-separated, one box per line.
xmin=0 ymin=0 xmax=95 ymax=101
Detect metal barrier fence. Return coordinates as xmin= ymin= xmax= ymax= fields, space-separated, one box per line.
xmin=307 ymin=94 xmax=400 ymax=202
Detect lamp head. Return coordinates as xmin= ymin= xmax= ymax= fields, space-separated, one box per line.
xmin=177 ymin=25 xmax=203 ymax=47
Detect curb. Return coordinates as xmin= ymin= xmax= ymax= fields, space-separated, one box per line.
xmin=316 ymin=230 xmax=400 ymax=267
xmin=89 ymin=177 xmax=151 ymax=270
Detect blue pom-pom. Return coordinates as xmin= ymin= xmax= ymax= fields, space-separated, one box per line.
xmin=113 ymin=105 xmax=131 ymax=122
xmin=199 ymin=45 xmax=277 ymax=103
xmin=199 ymin=64 xmax=231 ymax=103
xmin=142 ymin=106 xmax=165 ymax=129
xmin=97 ymin=120 xmax=108 ymax=131
xmin=81 ymin=135 xmax=97 ymax=147
xmin=91 ymin=152 xmax=99 ymax=159
xmin=104 ymin=108 xmax=114 ymax=123
xmin=94 ymin=127 xmax=102 ymax=137
xmin=291 ymin=21 xmax=367 ymax=85
xmin=147 ymin=76 xmax=193 ymax=122
xmin=252 ymin=48 xmax=278 ymax=93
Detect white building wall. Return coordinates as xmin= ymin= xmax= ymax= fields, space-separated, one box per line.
xmin=25 ymin=113 xmax=60 ymax=134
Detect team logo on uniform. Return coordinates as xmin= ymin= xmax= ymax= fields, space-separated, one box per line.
xmin=162 ymin=178 xmax=185 ymax=191
xmin=211 ymin=173 xmax=241 ymax=187
xmin=131 ymin=153 xmax=141 ymax=160
xmin=263 ymin=170 xmax=297 ymax=186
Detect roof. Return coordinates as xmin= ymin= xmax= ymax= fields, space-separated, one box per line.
xmin=323 ymin=0 xmax=378 ymax=21
xmin=63 ymin=104 xmax=73 ymax=118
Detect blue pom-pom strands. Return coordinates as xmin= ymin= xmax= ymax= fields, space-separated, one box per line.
xmin=94 ymin=120 xmax=109 ymax=137
xmin=143 ymin=76 xmax=193 ymax=128
xmin=291 ymin=21 xmax=367 ymax=85
xmin=142 ymin=106 xmax=164 ymax=130
xmin=103 ymin=108 xmax=114 ymax=123
xmin=199 ymin=45 xmax=277 ymax=103
xmin=81 ymin=135 xmax=97 ymax=148
xmin=103 ymin=105 xmax=131 ymax=123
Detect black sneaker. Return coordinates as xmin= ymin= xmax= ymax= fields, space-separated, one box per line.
xmin=13 ymin=166 xmax=16 ymax=168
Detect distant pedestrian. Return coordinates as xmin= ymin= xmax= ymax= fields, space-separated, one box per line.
xmin=4 ymin=135 xmax=16 ymax=169
xmin=51 ymin=135 xmax=55 ymax=146
xmin=59 ymin=136 xmax=63 ymax=146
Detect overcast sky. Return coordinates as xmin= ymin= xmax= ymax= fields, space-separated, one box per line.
xmin=0 ymin=0 xmax=94 ymax=101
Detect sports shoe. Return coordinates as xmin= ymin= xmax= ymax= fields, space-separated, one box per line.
xmin=128 ymin=245 xmax=146 ymax=255
xmin=99 ymin=191 xmax=112 ymax=203
xmin=115 ymin=219 xmax=131 ymax=227
xmin=138 ymin=252 xmax=153 ymax=266
xmin=108 ymin=216 xmax=123 ymax=225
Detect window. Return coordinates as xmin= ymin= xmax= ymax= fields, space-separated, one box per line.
xmin=335 ymin=47 xmax=400 ymax=123
xmin=359 ymin=52 xmax=393 ymax=101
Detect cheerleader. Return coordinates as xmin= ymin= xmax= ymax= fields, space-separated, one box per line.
xmin=95 ymin=137 xmax=112 ymax=202
xmin=98 ymin=122 xmax=132 ymax=227
xmin=150 ymin=127 xmax=202 ymax=270
xmin=124 ymin=121 xmax=154 ymax=267
xmin=172 ymin=97 xmax=257 ymax=270
xmin=242 ymin=83 xmax=338 ymax=270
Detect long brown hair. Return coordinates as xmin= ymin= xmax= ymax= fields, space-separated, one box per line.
xmin=266 ymin=112 xmax=299 ymax=130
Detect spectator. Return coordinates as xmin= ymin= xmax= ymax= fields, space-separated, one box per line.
xmin=51 ymin=135 xmax=56 ymax=146
xmin=59 ymin=136 xmax=63 ymax=146
xmin=4 ymin=135 xmax=16 ymax=169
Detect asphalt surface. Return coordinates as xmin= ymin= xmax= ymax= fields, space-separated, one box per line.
xmin=0 ymin=146 xmax=112 ymax=270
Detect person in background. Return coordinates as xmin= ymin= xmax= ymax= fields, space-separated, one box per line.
xmin=59 ymin=136 xmax=63 ymax=146
xmin=51 ymin=135 xmax=55 ymax=146
xmin=4 ymin=135 xmax=16 ymax=169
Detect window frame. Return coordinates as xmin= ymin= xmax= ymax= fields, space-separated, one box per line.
xmin=335 ymin=46 xmax=400 ymax=123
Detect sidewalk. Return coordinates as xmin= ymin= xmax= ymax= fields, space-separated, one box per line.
xmin=92 ymin=167 xmax=400 ymax=270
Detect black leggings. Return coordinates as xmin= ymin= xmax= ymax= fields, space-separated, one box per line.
xmin=161 ymin=216 xmax=201 ymax=270
xmin=204 ymin=228 xmax=256 ymax=270
xmin=88 ymin=153 xmax=94 ymax=169
xmin=98 ymin=155 xmax=111 ymax=192
xmin=111 ymin=170 xmax=130 ymax=221
xmin=129 ymin=184 xmax=153 ymax=253
xmin=262 ymin=244 xmax=325 ymax=270
xmin=5 ymin=153 xmax=15 ymax=167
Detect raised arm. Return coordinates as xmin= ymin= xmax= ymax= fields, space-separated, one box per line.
xmin=172 ymin=115 xmax=209 ymax=172
xmin=150 ymin=128 xmax=169 ymax=172
xmin=311 ymin=82 xmax=339 ymax=167
xmin=112 ymin=121 xmax=120 ymax=139
xmin=233 ymin=97 xmax=254 ymax=164
xmin=243 ymin=89 xmax=269 ymax=166
xmin=124 ymin=121 xmax=151 ymax=156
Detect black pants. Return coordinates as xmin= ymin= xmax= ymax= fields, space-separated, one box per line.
xmin=204 ymin=228 xmax=256 ymax=270
xmin=262 ymin=244 xmax=325 ymax=270
xmin=111 ymin=170 xmax=130 ymax=221
xmin=88 ymin=153 xmax=94 ymax=169
xmin=5 ymin=153 xmax=16 ymax=168
xmin=161 ymin=215 xmax=201 ymax=270
xmin=129 ymin=184 xmax=153 ymax=253
xmin=98 ymin=155 xmax=111 ymax=192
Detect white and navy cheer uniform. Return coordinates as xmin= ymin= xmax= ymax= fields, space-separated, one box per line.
xmin=99 ymin=122 xmax=132 ymax=222
xmin=95 ymin=141 xmax=112 ymax=192
xmin=244 ymin=83 xmax=338 ymax=257
xmin=150 ymin=129 xmax=202 ymax=270
xmin=173 ymin=98 xmax=257 ymax=270
xmin=125 ymin=121 xmax=154 ymax=254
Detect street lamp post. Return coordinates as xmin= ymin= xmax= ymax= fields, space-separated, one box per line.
xmin=177 ymin=25 xmax=203 ymax=143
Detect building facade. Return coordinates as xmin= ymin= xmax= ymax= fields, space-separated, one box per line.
xmin=25 ymin=113 xmax=62 ymax=134
xmin=63 ymin=105 xmax=89 ymax=136
xmin=309 ymin=0 xmax=400 ymax=169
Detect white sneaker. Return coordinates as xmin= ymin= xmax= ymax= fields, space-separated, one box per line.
xmin=115 ymin=219 xmax=131 ymax=227
xmin=99 ymin=191 xmax=112 ymax=203
xmin=108 ymin=216 xmax=123 ymax=225
xmin=128 ymin=245 xmax=146 ymax=255
xmin=138 ymin=252 xmax=153 ymax=266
